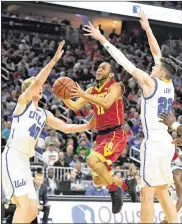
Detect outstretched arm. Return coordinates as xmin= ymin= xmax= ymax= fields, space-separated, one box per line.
xmin=138 ymin=11 xmax=162 ymax=64
xmin=19 ymin=41 xmax=65 ymax=104
xmin=83 ymin=23 xmax=154 ymax=90
xmin=46 ymin=111 xmax=96 ymax=133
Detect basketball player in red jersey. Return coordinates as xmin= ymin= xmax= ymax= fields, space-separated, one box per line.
xmin=63 ymin=62 xmax=127 ymax=213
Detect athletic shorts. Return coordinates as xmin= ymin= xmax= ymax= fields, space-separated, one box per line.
xmin=140 ymin=132 xmax=175 ymax=187
xmin=2 ymin=146 xmax=36 ymax=202
xmin=92 ymin=129 xmax=127 ymax=166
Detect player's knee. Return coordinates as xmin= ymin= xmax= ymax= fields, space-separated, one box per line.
xmin=140 ymin=191 xmax=153 ymax=204
xmin=16 ymin=200 xmax=30 ymax=213
xmin=93 ymin=176 xmax=105 ymax=186
xmin=86 ymin=154 xmax=98 ymax=168
xmin=27 ymin=203 xmax=38 ymax=221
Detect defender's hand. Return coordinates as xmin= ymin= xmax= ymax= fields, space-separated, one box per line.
xmin=158 ymin=112 xmax=176 ymax=127
xmin=83 ymin=22 xmax=104 ymax=42
xmin=87 ymin=115 xmax=96 ymax=130
xmin=172 ymin=138 xmax=182 ymax=146
xmin=138 ymin=10 xmax=150 ymax=31
xmin=52 ymin=40 xmax=65 ymax=62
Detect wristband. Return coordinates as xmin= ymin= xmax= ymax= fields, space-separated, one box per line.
xmin=171 ymin=122 xmax=180 ymax=131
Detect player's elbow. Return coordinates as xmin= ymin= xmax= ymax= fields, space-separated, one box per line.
xmin=103 ymin=104 xmax=110 ymax=110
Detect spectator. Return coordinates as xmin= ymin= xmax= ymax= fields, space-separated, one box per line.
xmin=79 ymin=132 xmax=92 ymax=148
xmin=44 ymin=168 xmax=60 ymax=194
xmin=69 ymin=154 xmax=86 ymax=169
xmin=42 ymin=142 xmax=59 ymax=166
xmin=74 ymin=161 xmax=86 ymax=180
xmin=2 ymin=121 xmax=11 ymax=142
xmin=54 ymin=152 xmax=69 ymax=167
xmin=68 ymin=170 xmax=85 ymax=190
xmin=98 ymin=24 xmax=104 ymax=35
xmin=32 ymin=173 xmax=50 ymax=224
xmin=65 ymin=144 xmax=74 ymax=164
xmin=85 ymin=182 xmax=109 ymax=196
xmin=45 ymin=130 xmax=60 ymax=149
xmin=109 ymin=29 xmax=119 ymax=39
xmin=76 ymin=138 xmax=91 ymax=157
xmin=129 ymin=132 xmax=143 ymax=149
xmin=78 ymin=148 xmax=87 ymax=163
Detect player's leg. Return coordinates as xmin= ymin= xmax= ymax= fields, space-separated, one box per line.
xmin=93 ymin=172 xmax=124 ymax=187
xmin=25 ymin=163 xmax=39 ymax=222
xmin=93 ymin=175 xmax=107 ymax=186
xmin=28 ymin=199 xmax=38 ymax=223
xmin=140 ymin=185 xmax=155 ymax=223
xmin=155 ymin=185 xmax=178 ymax=223
xmin=87 ymin=153 xmax=113 ymax=186
xmin=12 ymin=194 xmax=31 ymax=223
xmin=11 ymin=181 xmax=37 ymax=223
xmin=173 ymin=169 xmax=182 ymax=213
xmin=155 ymin=151 xmax=178 ymax=223
xmin=139 ymin=141 xmax=155 ymax=223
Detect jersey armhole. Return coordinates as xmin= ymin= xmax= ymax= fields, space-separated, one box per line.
xmin=13 ymin=101 xmax=32 ymax=118
xmin=143 ymin=78 xmax=158 ymax=100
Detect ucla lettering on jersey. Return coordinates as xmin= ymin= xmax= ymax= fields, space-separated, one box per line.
xmin=7 ymin=101 xmax=47 ymax=157
xmin=140 ymin=78 xmax=174 ymax=136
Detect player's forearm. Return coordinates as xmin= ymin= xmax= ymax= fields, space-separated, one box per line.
xmin=81 ymin=92 xmax=109 ymax=109
xmin=35 ymin=59 xmax=57 ymax=87
xmin=63 ymin=99 xmax=78 ymax=112
xmin=64 ymin=123 xmax=90 ymax=134
xmin=145 ymin=28 xmax=162 ymax=58
xmin=100 ymin=40 xmax=136 ymax=75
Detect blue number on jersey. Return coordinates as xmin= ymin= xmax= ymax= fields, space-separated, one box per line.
xmin=158 ymin=97 xmax=173 ymax=114
xmin=29 ymin=123 xmax=41 ymax=139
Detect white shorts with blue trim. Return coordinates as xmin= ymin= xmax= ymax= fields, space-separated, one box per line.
xmin=140 ymin=132 xmax=175 ymax=187
xmin=2 ymin=146 xmax=36 ymax=202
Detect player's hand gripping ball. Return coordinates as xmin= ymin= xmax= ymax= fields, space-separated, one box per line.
xmin=52 ymin=77 xmax=76 ymax=100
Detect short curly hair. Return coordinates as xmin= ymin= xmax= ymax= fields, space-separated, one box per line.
xmin=160 ymin=57 xmax=178 ymax=78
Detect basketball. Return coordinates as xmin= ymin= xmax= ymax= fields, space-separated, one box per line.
xmin=52 ymin=77 xmax=76 ymax=100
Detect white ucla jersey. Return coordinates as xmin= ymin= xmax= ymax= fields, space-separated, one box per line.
xmin=140 ymin=78 xmax=174 ymax=137
xmin=7 ymin=101 xmax=47 ymax=157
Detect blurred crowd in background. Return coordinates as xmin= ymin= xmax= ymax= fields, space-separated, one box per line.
xmin=1 ymin=5 xmax=182 ymax=197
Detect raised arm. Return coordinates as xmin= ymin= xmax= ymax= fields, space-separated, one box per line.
xmin=46 ymin=111 xmax=96 ymax=133
xmin=138 ymin=11 xmax=162 ymax=64
xmin=83 ymin=22 xmax=155 ymax=91
xmin=19 ymin=41 xmax=65 ymax=104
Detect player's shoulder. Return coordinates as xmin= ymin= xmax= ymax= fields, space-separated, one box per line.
xmin=13 ymin=95 xmax=32 ymax=116
xmin=109 ymin=81 xmax=124 ymax=90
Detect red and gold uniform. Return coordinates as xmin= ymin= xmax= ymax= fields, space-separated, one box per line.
xmin=90 ymin=79 xmax=127 ymax=167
